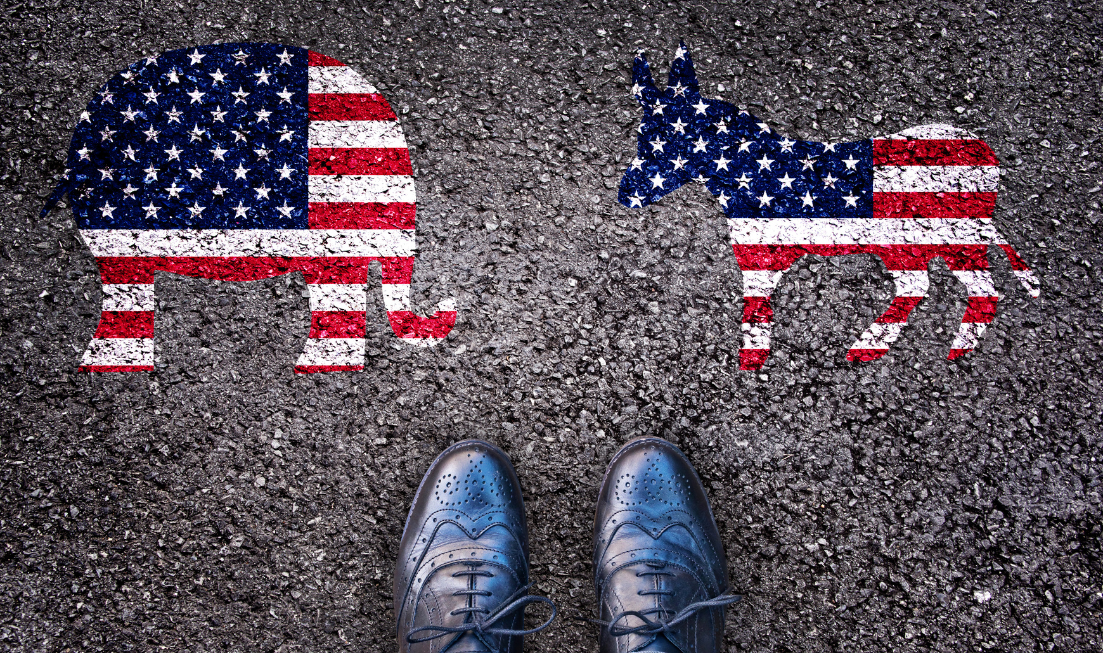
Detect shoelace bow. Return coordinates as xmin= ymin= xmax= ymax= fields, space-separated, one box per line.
xmin=406 ymin=579 xmax=557 ymax=650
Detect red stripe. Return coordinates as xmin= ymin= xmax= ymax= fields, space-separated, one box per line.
xmin=872 ymin=192 xmax=996 ymax=219
xmin=739 ymin=349 xmax=769 ymax=370
xmin=872 ymin=139 xmax=998 ymax=166
xmin=846 ymin=349 xmax=888 ymax=362
xmin=308 ymin=94 xmax=395 ymax=121
xmin=95 ymin=311 xmax=154 ymax=338
xmin=730 ymin=245 xmax=992 ymax=271
xmin=998 ymin=245 xmax=1031 ymax=271
xmin=947 ymin=348 xmax=972 ymax=360
xmin=96 ymin=256 xmax=417 ymax=284
xmin=78 ymin=365 xmax=154 ymax=373
xmin=309 ymin=311 xmax=366 ymax=338
xmin=308 ymin=148 xmax=412 ymax=175
xmin=308 ymin=51 xmax=344 ymax=66
xmin=875 ymin=296 xmax=923 ymax=323
xmin=741 ymin=296 xmax=772 ymax=323
xmin=963 ymin=296 xmax=998 ymax=323
xmin=295 ymin=365 xmax=364 ymax=373
xmin=308 ymin=202 xmax=416 ymax=229
xmin=387 ymin=310 xmax=456 ymax=339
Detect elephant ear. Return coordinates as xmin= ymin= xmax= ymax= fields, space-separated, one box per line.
xmin=631 ymin=51 xmax=660 ymax=106
xmin=667 ymin=40 xmax=700 ymax=97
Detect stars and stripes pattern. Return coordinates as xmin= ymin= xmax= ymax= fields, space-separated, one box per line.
xmin=46 ymin=43 xmax=455 ymax=373
xmin=619 ymin=44 xmax=1039 ymax=370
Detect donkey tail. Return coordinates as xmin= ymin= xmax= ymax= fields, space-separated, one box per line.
xmin=996 ymin=244 xmax=1040 ymax=298
xmin=41 ymin=170 xmax=79 ymax=219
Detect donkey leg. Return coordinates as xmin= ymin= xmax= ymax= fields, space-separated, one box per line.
xmin=739 ymin=270 xmax=784 ymax=370
xmin=947 ymin=269 xmax=999 ymax=360
xmin=379 ymin=257 xmax=456 ymax=346
xmin=79 ymin=262 xmax=155 ymax=372
xmin=295 ymin=262 xmax=367 ymax=373
xmin=847 ymin=270 xmax=930 ymax=362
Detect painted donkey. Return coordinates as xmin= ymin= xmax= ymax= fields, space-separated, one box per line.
xmin=619 ymin=43 xmax=1039 ymax=370
xmin=43 ymin=43 xmax=455 ymax=373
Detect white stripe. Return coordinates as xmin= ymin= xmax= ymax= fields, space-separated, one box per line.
xmin=308 ymin=66 xmax=378 ymax=94
xmin=740 ymin=323 xmax=770 ymax=350
xmin=952 ymin=270 xmax=997 ymax=296
xmin=309 ymin=284 xmax=366 ymax=312
xmin=874 ymin=166 xmax=998 ymax=193
xmin=381 ymin=284 xmax=411 ymax=312
xmin=400 ymin=337 xmax=446 ymax=347
xmin=80 ymin=229 xmax=416 ymax=258
xmin=850 ymin=323 xmax=906 ymax=349
xmin=308 ymin=176 xmax=416 ymax=203
xmin=891 ymin=270 xmax=929 ymax=297
xmin=102 ymin=284 xmax=154 ymax=311
xmin=308 ymin=121 xmax=406 ymax=148
xmin=1015 ymin=270 xmax=1041 ymax=298
xmin=885 ymin=124 xmax=979 ymax=140
xmin=742 ymin=270 xmax=783 ymax=297
xmin=82 ymin=338 xmax=153 ymax=366
xmin=950 ymin=322 xmax=987 ymax=350
xmin=296 ymin=338 xmax=365 ymax=366
xmin=727 ymin=218 xmax=1004 ymax=246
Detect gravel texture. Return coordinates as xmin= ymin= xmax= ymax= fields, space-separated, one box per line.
xmin=2 ymin=1 xmax=1101 ymax=651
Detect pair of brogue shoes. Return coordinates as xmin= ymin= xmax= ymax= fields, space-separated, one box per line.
xmin=394 ymin=437 xmax=739 ymax=652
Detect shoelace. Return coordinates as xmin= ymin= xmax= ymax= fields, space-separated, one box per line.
xmin=597 ymin=590 xmax=741 ymax=638
xmin=406 ymin=581 xmax=557 ymax=650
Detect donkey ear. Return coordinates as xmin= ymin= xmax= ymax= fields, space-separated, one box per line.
xmin=631 ymin=51 xmax=660 ymax=106
xmin=667 ymin=40 xmax=699 ymax=93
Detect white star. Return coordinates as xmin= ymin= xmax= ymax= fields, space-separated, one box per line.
xmin=670 ymin=118 xmax=687 ymax=134
xmin=77 ymin=146 xmax=91 ymax=161
xmin=649 ymin=138 xmax=666 ymax=153
xmin=165 ymin=145 xmax=182 ymax=160
xmin=189 ymin=125 xmax=206 ymax=142
xmin=121 ymin=184 xmax=138 ymax=198
xmin=670 ymin=156 xmax=687 ymax=170
xmin=120 ymin=105 xmax=139 ymax=121
xmin=232 ymin=86 xmax=250 ymax=104
xmin=637 ymin=123 xmax=645 ymax=135
xmin=277 ymin=202 xmax=295 ymax=217
xmin=843 ymin=193 xmax=859 ymax=208
xmin=650 ymin=102 xmax=665 ymax=116
xmin=210 ymin=106 xmax=227 ymax=122
xmin=211 ymin=146 xmax=228 ymax=161
xmin=799 ymin=157 xmax=816 ymax=171
xmin=822 ymin=173 xmax=838 ymax=188
xmin=757 ymin=191 xmax=774 ymax=207
xmin=692 ymin=99 xmax=710 ymax=115
xmin=233 ymin=164 xmax=249 ymax=180
xmin=143 ymin=166 xmax=158 ymax=182
xmin=232 ymin=49 xmax=249 ymax=66
xmin=143 ymin=126 xmax=159 ymax=142
xmin=187 ymin=88 xmax=205 ymax=104
xmin=275 ymin=88 xmax=294 ymax=105
xmin=629 ymin=157 xmax=644 ymax=171
xmin=254 ymin=185 xmax=271 ymax=199
xmin=209 ymin=68 xmax=226 ymax=84
xmin=211 ymin=183 xmax=227 ymax=197
xmin=254 ymin=67 xmax=271 ymax=85
xmin=166 ymin=182 xmax=183 ymax=198
xmin=277 ymin=164 xmax=294 ymax=179
xmin=738 ymin=140 xmax=754 ymax=152
xmin=187 ymin=167 xmax=204 ymax=179
xmin=842 ymin=157 xmax=860 ymax=169
xmin=628 ymin=193 xmax=644 ymax=208
xmin=692 ymin=173 xmax=709 ymax=184
xmin=631 ymin=83 xmax=643 ymax=97
xmin=165 ymin=106 xmax=182 ymax=123
xmin=78 ymin=111 xmax=91 ymax=123
xmin=779 ymin=137 xmax=796 ymax=153
xmin=232 ymin=130 xmax=248 ymax=142
xmin=693 ymin=137 xmax=709 ymax=153
xmin=233 ymin=202 xmax=250 ymax=218
xmin=254 ymin=109 xmax=272 ymax=123
xmin=757 ymin=122 xmax=771 ymax=133
xmin=649 ymin=172 xmax=666 ymax=189
xmin=801 ymin=191 xmax=816 ymax=208
xmin=277 ymin=49 xmax=293 ymax=66
xmin=165 ymin=69 xmax=180 ymax=84
xmin=718 ymin=192 xmax=730 ymax=207
xmin=670 ymin=82 xmax=687 ymax=97
xmin=119 ymin=71 xmax=136 ymax=84
xmin=756 ymin=155 xmax=774 ymax=171
xmin=714 ymin=120 xmax=729 ymax=134
xmin=735 ymin=173 xmax=753 ymax=189
xmin=823 ymin=143 xmax=837 ymax=153
xmin=99 ymin=127 xmax=116 ymax=142
xmin=98 ymin=168 xmax=115 ymax=180
xmin=98 ymin=89 xmax=114 ymax=104
xmin=140 ymin=88 xmax=158 ymax=104
xmin=189 ymin=202 xmax=205 ymax=218
xmin=143 ymin=202 xmax=160 ymax=217
xmin=713 ymin=155 xmax=731 ymax=171
xmin=254 ymin=148 xmax=270 ymax=160
xmin=187 ymin=49 xmax=205 ymax=65
xmin=99 ymin=202 xmax=115 ymax=218
xmin=278 ymin=128 xmax=295 ymax=142
xmin=122 ymin=145 xmax=137 ymax=161
xmin=144 ymin=54 xmax=158 ymax=65
xmin=777 ymin=172 xmax=796 ymax=189
xmin=674 ymin=45 xmax=687 ymax=59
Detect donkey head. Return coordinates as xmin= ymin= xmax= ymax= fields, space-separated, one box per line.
xmin=619 ymin=42 xmax=732 ymax=208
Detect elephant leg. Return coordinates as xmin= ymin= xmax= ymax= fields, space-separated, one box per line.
xmin=379 ymin=257 xmax=456 ymax=346
xmin=947 ymin=268 xmax=998 ymax=360
xmin=847 ymin=270 xmax=929 ymax=362
xmin=295 ymin=261 xmax=367 ymax=373
xmin=79 ymin=261 xmax=155 ymax=372
xmin=739 ymin=270 xmax=784 ymax=370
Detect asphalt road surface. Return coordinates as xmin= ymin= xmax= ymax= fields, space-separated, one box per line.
xmin=2 ymin=1 xmax=1101 ymax=651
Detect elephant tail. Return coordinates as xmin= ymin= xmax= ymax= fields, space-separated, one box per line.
xmin=40 ymin=169 xmax=80 ymax=219
xmin=997 ymin=244 xmax=1040 ymax=298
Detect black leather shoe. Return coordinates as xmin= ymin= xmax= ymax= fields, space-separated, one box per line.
xmin=593 ymin=438 xmax=739 ymax=653
xmin=395 ymin=440 xmax=555 ymax=652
